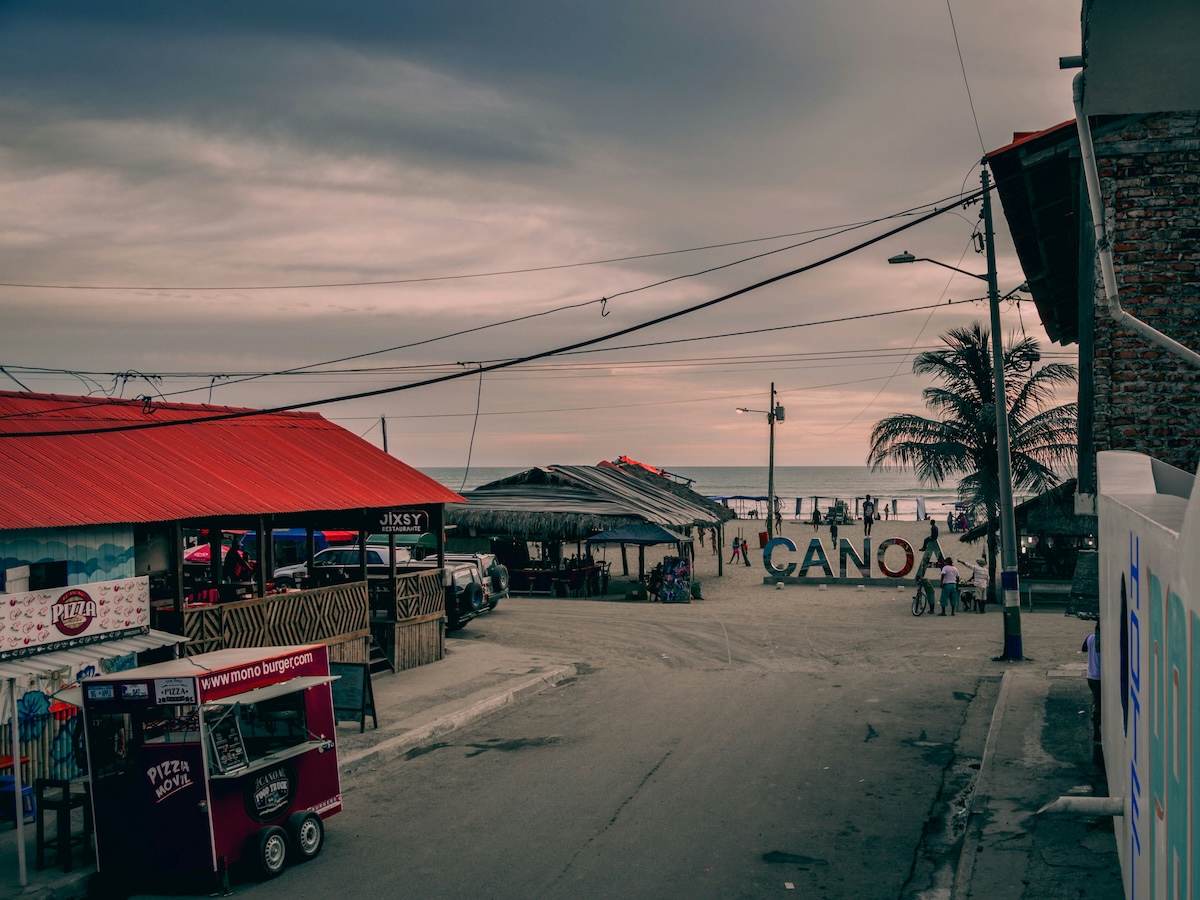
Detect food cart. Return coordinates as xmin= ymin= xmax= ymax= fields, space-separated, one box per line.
xmin=81 ymin=644 xmax=342 ymax=892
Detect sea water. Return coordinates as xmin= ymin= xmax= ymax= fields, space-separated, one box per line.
xmin=418 ymin=465 xmax=999 ymax=521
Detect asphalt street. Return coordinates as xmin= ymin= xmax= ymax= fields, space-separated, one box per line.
xmin=237 ymin=583 xmax=1094 ymax=900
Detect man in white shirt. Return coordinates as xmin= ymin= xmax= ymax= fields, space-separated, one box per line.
xmin=939 ymin=557 xmax=960 ymax=616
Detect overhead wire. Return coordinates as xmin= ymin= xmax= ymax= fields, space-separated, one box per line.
xmin=0 ymin=186 xmax=987 ymax=439
xmin=0 ymin=200 xmax=962 ymax=293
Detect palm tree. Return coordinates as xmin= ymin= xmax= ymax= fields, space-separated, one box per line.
xmin=867 ymin=323 xmax=1077 ymax=601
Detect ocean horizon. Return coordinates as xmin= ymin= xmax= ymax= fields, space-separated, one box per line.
xmin=418 ymin=465 xmax=1021 ymax=521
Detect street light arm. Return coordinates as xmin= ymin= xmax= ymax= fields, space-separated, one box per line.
xmin=889 ymin=253 xmax=988 ymax=282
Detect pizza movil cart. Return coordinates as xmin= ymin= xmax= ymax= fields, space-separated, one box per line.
xmin=81 ymin=644 xmax=342 ymax=891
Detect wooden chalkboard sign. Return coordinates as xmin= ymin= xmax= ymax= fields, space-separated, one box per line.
xmin=206 ymin=708 xmax=249 ymax=774
xmin=330 ymin=662 xmax=378 ymax=733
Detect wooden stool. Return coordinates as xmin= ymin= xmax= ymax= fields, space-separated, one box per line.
xmin=35 ymin=779 xmax=90 ymax=872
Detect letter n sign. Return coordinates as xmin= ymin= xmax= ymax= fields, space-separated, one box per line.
xmin=377 ymin=508 xmax=429 ymax=534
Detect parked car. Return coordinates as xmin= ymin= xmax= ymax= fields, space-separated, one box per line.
xmin=272 ymin=544 xmax=408 ymax=587
xmin=445 ymin=563 xmax=491 ymax=631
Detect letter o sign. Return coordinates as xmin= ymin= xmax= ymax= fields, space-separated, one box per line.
xmin=877 ymin=538 xmax=915 ymax=578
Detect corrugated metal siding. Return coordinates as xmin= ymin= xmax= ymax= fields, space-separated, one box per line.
xmin=0 ymin=524 xmax=136 ymax=586
xmin=0 ymin=392 xmax=463 ymax=530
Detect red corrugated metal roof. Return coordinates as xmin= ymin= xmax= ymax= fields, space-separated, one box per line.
xmin=0 ymin=391 xmax=463 ymax=530
xmin=985 ymin=120 xmax=1075 ymax=159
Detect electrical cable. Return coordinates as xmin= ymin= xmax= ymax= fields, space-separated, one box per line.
xmin=0 ymin=187 xmax=985 ymax=439
xmin=0 ymin=201 xmax=962 ymax=293
xmin=946 ymin=0 xmax=987 ymax=155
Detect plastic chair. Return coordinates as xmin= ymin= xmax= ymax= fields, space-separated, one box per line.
xmin=0 ymin=775 xmax=35 ymax=828
xmin=35 ymin=779 xmax=90 ymax=871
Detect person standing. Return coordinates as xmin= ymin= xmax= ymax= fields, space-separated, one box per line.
xmin=811 ymin=506 xmax=821 ymax=532
xmin=964 ymin=557 xmax=989 ymax=612
xmin=729 ymin=538 xmax=741 ymax=565
xmin=829 ymin=520 xmax=839 ymax=554
xmin=883 ymin=504 xmax=889 ymax=522
xmin=1082 ymin=623 xmax=1101 ymax=743
xmin=939 ymin=557 xmax=960 ymax=616
xmin=742 ymin=537 xmax=752 ymax=567
xmin=862 ymin=495 xmax=876 ymax=536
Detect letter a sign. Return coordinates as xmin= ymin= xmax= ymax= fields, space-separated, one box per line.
xmin=376 ymin=508 xmax=429 ymax=534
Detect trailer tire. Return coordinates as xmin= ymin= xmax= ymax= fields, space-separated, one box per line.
xmin=253 ymin=826 xmax=288 ymax=879
xmin=287 ymin=812 xmax=324 ymax=862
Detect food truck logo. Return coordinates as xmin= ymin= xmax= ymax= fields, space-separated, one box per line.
xmin=51 ymin=589 xmax=99 ymax=636
xmin=246 ymin=762 xmax=296 ymax=822
xmin=146 ymin=759 xmax=194 ymax=803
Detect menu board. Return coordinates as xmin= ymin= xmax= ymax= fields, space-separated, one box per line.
xmin=205 ymin=707 xmax=248 ymax=774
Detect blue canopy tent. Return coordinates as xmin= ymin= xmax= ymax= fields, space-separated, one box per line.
xmin=586 ymin=523 xmax=692 ymax=583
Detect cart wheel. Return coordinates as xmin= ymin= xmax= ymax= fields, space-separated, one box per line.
xmin=253 ymin=825 xmax=289 ymax=878
xmin=287 ymin=811 xmax=324 ymax=862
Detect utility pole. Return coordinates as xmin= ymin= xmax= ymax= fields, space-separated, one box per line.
xmin=381 ymin=416 xmax=388 ymax=454
xmin=982 ymin=164 xmax=1023 ymax=660
xmin=767 ymin=382 xmax=777 ymax=541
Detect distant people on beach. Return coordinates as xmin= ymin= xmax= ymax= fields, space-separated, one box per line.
xmin=883 ymin=504 xmax=889 ymax=522
xmin=742 ymin=537 xmax=752 ymax=567
xmin=811 ymin=507 xmax=821 ymax=531
xmin=729 ymin=539 xmax=741 ymax=564
xmin=862 ymin=495 xmax=876 ymax=536
xmin=829 ymin=520 xmax=839 ymax=552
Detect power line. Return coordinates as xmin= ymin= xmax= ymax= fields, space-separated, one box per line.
xmin=946 ymin=0 xmax=986 ymax=155
xmin=0 ymin=187 xmax=984 ymax=439
xmin=0 ymin=211 xmax=943 ymax=293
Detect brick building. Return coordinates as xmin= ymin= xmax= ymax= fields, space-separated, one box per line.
xmin=987 ymin=3 xmax=1200 ymax=499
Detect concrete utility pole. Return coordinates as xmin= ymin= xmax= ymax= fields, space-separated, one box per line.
xmin=886 ymin=166 xmax=1024 ymax=660
xmin=767 ymin=382 xmax=777 ymax=541
xmin=981 ymin=165 xmax=1023 ymax=660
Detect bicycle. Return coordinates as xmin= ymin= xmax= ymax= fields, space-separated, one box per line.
xmin=911 ymin=579 xmax=935 ymax=616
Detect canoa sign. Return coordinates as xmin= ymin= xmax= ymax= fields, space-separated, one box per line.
xmin=761 ymin=536 xmax=920 ymax=581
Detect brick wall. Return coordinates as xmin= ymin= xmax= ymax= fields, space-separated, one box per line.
xmin=1092 ymin=112 xmax=1200 ymax=473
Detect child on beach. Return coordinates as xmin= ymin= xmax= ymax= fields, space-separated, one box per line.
xmin=729 ymin=539 xmax=741 ymax=564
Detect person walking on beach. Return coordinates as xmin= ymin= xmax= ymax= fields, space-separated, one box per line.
xmin=811 ymin=506 xmax=821 ymax=532
xmin=829 ymin=520 xmax=839 ymax=553
xmin=742 ymin=537 xmax=752 ymax=567
xmin=729 ymin=538 xmax=741 ymax=565
xmin=939 ymin=557 xmax=960 ymax=615
xmin=862 ymin=495 xmax=876 ymax=536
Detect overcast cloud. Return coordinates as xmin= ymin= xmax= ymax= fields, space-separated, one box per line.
xmin=0 ymin=1 xmax=1083 ymax=468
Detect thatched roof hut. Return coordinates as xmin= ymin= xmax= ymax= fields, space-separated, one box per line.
xmin=446 ymin=464 xmax=735 ymax=542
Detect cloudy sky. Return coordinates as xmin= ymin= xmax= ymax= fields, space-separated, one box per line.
xmin=0 ymin=1 xmax=1083 ymax=468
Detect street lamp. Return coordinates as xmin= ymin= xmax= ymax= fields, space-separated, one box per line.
xmin=736 ymin=382 xmax=785 ymax=540
xmin=887 ymin=165 xmax=1023 ymax=661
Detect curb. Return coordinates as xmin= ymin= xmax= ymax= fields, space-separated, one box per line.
xmin=339 ymin=664 xmax=577 ymax=775
xmin=952 ymin=669 xmax=1014 ymax=899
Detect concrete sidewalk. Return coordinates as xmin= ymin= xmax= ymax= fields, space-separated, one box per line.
xmin=955 ymin=664 xmax=1122 ymax=899
xmin=0 ymin=637 xmax=1122 ymax=899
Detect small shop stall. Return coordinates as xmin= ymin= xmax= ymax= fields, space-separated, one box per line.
xmin=81 ymin=644 xmax=342 ymax=892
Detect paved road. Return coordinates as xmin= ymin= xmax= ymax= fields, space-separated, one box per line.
xmin=243 ymin=590 xmax=1088 ymax=899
